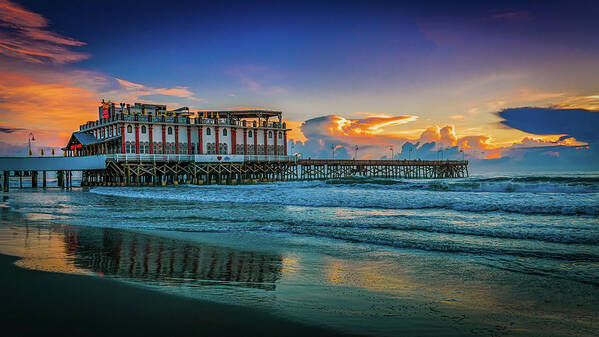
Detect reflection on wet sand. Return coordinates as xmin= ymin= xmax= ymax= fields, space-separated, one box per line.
xmin=0 ymin=218 xmax=283 ymax=291
xmin=0 ymin=223 xmax=91 ymax=275
xmin=71 ymin=228 xmax=283 ymax=290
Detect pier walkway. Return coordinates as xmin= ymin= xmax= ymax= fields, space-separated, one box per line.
xmin=0 ymin=155 xmax=468 ymax=190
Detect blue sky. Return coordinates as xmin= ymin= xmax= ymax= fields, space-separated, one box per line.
xmin=0 ymin=0 xmax=598 ymax=168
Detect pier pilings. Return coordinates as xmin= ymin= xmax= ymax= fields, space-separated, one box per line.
xmin=80 ymin=159 xmax=468 ymax=187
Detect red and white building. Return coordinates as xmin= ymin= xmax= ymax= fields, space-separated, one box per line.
xmin=64 ymin=101 xmax=291 ymax=158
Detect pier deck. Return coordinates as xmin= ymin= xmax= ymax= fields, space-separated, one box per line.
xmin=91 ymin=156 xmax=468 ymax=186
xmin=0 ymin=155 xmax=468 ymax=190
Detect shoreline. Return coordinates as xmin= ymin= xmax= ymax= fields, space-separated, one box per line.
xmin=0 ymin=253 xmax=348 ymax=337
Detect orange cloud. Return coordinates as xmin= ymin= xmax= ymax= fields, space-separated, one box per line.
xmin=328 ymin=115 xmax=418 ymax=138
xmin=485 ymin=152 xmax=501 ymax=159
xmin=0 ymin=70 xmax=98 ymax=147
xmin=0 ymin=0 xmax=89 ymax=64
xmin=419 ymin=125 xmax=457 ymax=147
xmin=0 ymin=0 xmax=48 ymax=28
xmin=285 ymin=120 xmax=306 ymax=143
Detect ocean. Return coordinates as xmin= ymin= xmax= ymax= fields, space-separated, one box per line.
xmin=0 ymin=172 xmax=598 ymax=336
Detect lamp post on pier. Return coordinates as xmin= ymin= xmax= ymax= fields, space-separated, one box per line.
xmin=28 ymin=133 xmax=35 ymax=156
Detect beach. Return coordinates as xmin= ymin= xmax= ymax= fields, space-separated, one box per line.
xmin=0 ymin=253 xmax=344 ymax=337
xmin=0 ymin=173 xmax=598 ymax=336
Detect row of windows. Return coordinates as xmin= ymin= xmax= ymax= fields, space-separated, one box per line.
xmin=124 ymin=141 xmax=196 ymax=154
xmin=233 ymin=144 xmax=285 ymax=155
xmin=127 ymin=125 xmax=175 ymax=135
xmin=245 ymin=130 xmax=283 ymax=139
xmin=95 ymin=126 xmax=118 ymax=139
xmin=124 ymin=125 xmax=284 ymax=139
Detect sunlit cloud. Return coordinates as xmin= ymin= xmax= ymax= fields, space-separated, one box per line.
xmin=328 ymin=115 xmax=418 ymax=137
xmin=0 ymin=68 xmax=207 ymax=151
xmin=290 ymin=107 xmax=592 ymax=162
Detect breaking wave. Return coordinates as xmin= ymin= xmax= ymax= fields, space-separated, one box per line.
xmin=325 ymin=175 xmax=599 ymax=193
xmin=89 ymin=183 xmax=599 ymax=216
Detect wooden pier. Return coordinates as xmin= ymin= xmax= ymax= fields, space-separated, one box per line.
xmin=81 ymin=155 xmax=469 ymax=186
xmin=0 ymin=155 xmax=468 ymax=189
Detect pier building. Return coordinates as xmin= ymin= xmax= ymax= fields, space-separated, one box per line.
xmin=0 ymin=100 xmax=469 ymax=190
xmin=64 ymin=101 xmax=289 ymax=157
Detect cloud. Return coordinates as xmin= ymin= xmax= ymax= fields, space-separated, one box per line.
xmin=0 ymin=0 xmax=89 ymax=64
xmin=490 ymin=11 xmax=534 ymax=22
xmin=291 ymin=114 xmax=418 ymax=159
xmin=498 ymin=107 xmax=599 ymax=143
xmin=226 ymin=65 xmax=287 ymax=95
xmin=0 ymin=0 xmax=47 ymax=28
xmin=0 ymin=63 xmax=214 ymax=151
xmin=418 ymin=125 xmax=457 ymax=146
xmin=0 ymin=70 xmax=98 ymax=147
xmin=112 ymin=78 xmax=203 ymax=102
xmin=288 ymin=110 xmax=592 ymax=168
xmin=300 ymin=115 xmax=417 ymax=140
xmin=0 ymin=126 xmax=23 ymax=133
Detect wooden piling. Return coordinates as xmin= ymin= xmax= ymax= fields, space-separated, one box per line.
xmin=31 ymin=171 xmax=38 ymax=188
xmin=3 ymin=171 xmax=8 ymax=192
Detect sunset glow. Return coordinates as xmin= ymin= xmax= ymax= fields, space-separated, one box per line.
xmin=0 ymin=0 xmax=596 ymax=169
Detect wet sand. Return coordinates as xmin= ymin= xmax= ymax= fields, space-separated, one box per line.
xmin=0 ymin=253 xmax=347 ymax=337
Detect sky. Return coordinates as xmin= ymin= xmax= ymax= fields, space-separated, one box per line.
xmin=0 ymin=0 xmax=598 ymax=170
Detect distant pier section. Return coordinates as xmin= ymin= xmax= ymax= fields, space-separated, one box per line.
xmin=1 ymin=101 xmax=468 ymax=190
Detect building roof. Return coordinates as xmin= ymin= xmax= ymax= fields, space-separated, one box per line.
xmin=64 ymin=132 xmax=120 ymax=150
xmin=72 ymin=132 xmax=98 ymax=146
xmin=198 ymin=110 xmax=282 ymax=119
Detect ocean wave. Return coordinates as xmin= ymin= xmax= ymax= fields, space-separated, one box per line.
xmin=238 ymin=226 xmax=599 ymax=263
xmin=325 ymin=175 xmax=599 ymax=193
xmin=16 ymin=206 xmax=598 ymax=245
xmin=89 ymin=186 xmax=599 ymax=216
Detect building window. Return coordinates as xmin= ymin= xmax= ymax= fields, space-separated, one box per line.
xmin=222 ymin=128 xmax=227 ymax=136
xmin=127 ymin=125 xmax=132 ymax=133
xmin=278 ymin=132 xmax=282 ymax=139
xmin=141 ymin=125 xmax=147 ymax=134
xmin=168 ymin=127 xmax=173 ymax=135
xmin=206 ymin=128 xmax=211 ymax=135
xmin=248 ymin=130 xmax=253 ymax=138
xmin=268 ymin=131 xmax=273 ymax=138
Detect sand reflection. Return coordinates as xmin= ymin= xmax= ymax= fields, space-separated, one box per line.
xmin=0 ymin=220 xmax=283 ymax=291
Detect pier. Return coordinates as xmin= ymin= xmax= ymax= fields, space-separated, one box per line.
xmin=0 ymin=101 xmax=468 ymax=191
xmin=0 ymin=155 xmax=468 ymax=190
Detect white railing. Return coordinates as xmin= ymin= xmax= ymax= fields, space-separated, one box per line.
xmin=106 ymin=154 xmax=194 ymax=162
xmin=105 ymin=154 xmax=296 ymax=163
xmin=243 ymin=155 xmax=296 ymax=162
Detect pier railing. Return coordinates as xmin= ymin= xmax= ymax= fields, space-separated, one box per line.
xmin=105 ymin=154 xmax=296 ymax=163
